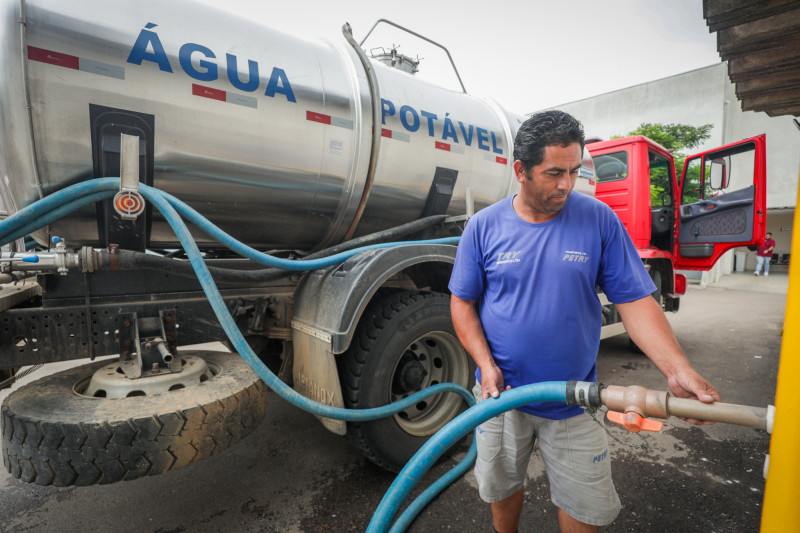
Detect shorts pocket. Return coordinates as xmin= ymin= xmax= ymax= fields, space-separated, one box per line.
xmin=473 ymin=382 xmax=504 ymax=463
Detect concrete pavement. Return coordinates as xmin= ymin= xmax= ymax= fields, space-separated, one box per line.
xmin=701 ymin=271 xmax=789 ymax=295
xmin=0 ymin=271 xmax=788 ymax=532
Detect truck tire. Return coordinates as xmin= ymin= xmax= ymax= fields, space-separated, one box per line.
xmin=339 ymin=290 xmax=473 ymax=473
xmin=0 ymin=368 xmax=19 ymax=391
xmin=1 ymin=350 xmax=267 ymax=486
xmin=628 ymin=270 xmax=662 ymax=353
xmin=650 ymin=269 xmax=663 ymax=307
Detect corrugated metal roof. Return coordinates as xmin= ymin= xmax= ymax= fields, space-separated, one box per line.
xmin=704 ymin=0 xmax=800 ymax=117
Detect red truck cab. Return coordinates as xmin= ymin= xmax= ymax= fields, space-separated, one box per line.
xmin=587 ymin=134 xmax=766 ymax=314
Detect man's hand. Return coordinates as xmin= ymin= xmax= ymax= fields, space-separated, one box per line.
xmin=479 ymin=361 xmax=510 ymax=399
xmin=616 ymin=295 xmax=721 ymax=425
xmin=666 ymin=366 xmax=721 ymax=425
xmin=450 ymin=295 xmax=511 ymax=400
xmin=667 ymin=367 xmax=719 ymax=402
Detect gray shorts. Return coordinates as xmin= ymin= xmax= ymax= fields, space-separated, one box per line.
xmin=472 ymin=383 xmax=621 ymax=526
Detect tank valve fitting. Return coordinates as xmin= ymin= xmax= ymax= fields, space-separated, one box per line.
xmin=0 ymin=240 xmax=100 ymax=276
xmin=52 ymin=236 xmax=68 ymax=275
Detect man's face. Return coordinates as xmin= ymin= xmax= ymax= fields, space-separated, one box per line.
xmin=513 ymin=142 xmax=582 ymax=222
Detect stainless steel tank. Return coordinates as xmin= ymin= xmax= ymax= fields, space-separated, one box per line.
xmin=0 ymin=0 xmax=576 ymax=252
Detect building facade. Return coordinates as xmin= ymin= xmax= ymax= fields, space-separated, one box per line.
xmin=542 ymin=63 xmax=799 ymax=283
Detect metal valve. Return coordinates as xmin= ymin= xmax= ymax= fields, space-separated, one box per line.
xmin=52 ymin=236 xmax=69 ymax=275
xmin=606 ymin=411 xmax=663 ymax=433
xmin=567 ymin=381 xmax=768 ymax=432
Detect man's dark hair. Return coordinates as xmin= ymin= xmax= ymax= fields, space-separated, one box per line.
xmin=766 ymin=232 xmax=773 ymax=237
xmin=513 ymin=110 xmax=585 ymax=171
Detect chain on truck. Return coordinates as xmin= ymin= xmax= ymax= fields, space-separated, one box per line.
xmin=0 ymin=0 xmax=766 ymax=489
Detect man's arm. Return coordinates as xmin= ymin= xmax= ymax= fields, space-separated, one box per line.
xmin=450 ymin=294 xmax=508 ymax=399
xmin=615 ymin=295 xmax=721 ymax=425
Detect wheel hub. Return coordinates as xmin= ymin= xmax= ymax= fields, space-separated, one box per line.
xmin=397 ymin=358 xmax=428 ymax=391
xmin=80 ymin=355 xmax=216 ymax=398
xmin=390 ymin=332 xmax=470 ymax=437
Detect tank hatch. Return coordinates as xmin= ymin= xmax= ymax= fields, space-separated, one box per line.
xmin=369 ymin=46 xmax=420 ymax=74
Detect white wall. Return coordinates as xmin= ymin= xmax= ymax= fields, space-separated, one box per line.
xmin=540 ymin=63 xmax=800 ymax=284
xmin=722 ymin=77 xmax=800 ymax=210
xmin=542 ymin=65 xmax=727 ymax=150
xmin=541 ymin=63 xmax=800 ymax=210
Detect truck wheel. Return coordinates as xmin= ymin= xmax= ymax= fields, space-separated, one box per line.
xmin=0 ymin=368 xmax=19 ymax=391
xmin=650 ymin=270 xmax=663 ymax=308
xmin=340 ymin=291 xmax=473 ymax=473
xmin=1 ymin=350 xmax=267 ymax=486
xmin=628 ymin=270 xmax=662 ymax=353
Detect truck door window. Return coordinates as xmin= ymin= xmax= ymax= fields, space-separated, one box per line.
xmin=649 ymin=149 xmax=674 ymax=251
xmin=681 ymin=142 xmax=756 ymax=205
xmin=594 ymin=151 xmax=628 ymax=182
xmin=649 ymin=149 xmax=672 ymax=208
xmin=682 ymin=158 xmax=704 ymax=204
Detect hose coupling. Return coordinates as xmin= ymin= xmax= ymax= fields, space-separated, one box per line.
xmin=566 ymin=381 xmax=603 ymax=408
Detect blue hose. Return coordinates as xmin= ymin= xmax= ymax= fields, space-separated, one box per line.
xmin=149 ymin=186 xmax=461 ymax=270
xmin=1 ymin=191 xmax=114 ymax=244
xmin=0 ymin=179 xmax=459 ymax=269
xmin=0 ymin=178 xmax=571 ymax=532
xmin=373 ymin=382 xmax=567 ymax=533
xmin=0 ymin=179 xmax=118 ymax=242
xmin=138 ymin=185 xmax=482 ymax=533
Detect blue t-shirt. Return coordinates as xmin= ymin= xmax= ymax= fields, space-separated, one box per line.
xmin=448 ymin=193 xmax=655 ymax=419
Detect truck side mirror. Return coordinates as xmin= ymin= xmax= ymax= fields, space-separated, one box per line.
xmin=709 ymin=158 xmax=729 ymax=190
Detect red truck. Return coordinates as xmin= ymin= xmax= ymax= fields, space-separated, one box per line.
xmin=587 ymin=134 xmax=767 ymax=339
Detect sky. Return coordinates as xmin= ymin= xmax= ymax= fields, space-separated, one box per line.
xmin=197 ymin=0 xmax=721 ymax=115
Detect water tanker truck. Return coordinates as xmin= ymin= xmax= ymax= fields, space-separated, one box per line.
xmin=0 ymin=0 xmax=766 ymax=487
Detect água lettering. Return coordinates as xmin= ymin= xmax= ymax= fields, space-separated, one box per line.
xmin=127 ymin=23 xmax=296 ymax=102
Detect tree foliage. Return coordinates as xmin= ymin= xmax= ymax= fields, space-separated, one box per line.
xmin=613 ymin=123 xmax=713 ymax=205
xmin=619 ymin=123 xmax=712 ymax=152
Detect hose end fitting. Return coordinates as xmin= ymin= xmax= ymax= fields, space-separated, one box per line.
xmin=566 ymin=381 xmax=603 ymax=408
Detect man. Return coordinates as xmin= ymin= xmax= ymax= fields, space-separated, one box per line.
xmin=754 ymin=232 xmax=776 ymax=276
xmin=448 ymin=110 xmax=720 ymax=533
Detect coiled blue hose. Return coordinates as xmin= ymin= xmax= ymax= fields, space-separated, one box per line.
xmin=371 ymin=381 xmax=567 ymax=533
xmin=2 ymin=191 xmax=114 ymax=244
xmin=0 ymin=179 xmax=459 ymax=268
xmin=0 ymin=179 xmax=570 ymax=532
xmin=0 ymin=178 xmax=118 ymax=243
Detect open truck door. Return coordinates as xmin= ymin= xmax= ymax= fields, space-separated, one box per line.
xmin=675 ymin=134 xmax=766 ymax=270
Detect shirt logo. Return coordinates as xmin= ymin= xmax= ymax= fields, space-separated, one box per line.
xmin=562 ymin=250 xmax=589 ymax=263
xmin=496 ymin=251 xmax=521 ymax=264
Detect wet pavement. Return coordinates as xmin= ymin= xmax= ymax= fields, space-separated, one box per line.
xmin=0 ymin=272 xmax=787 ymax=532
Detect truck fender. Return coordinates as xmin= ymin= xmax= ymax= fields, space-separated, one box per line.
xmin=640 ymin=252 xmax=675 ymax=295
xmin=291 ymin=244 xmax=457 ymax=434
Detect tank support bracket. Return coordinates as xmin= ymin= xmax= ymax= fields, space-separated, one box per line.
xmin=118 ymin=310 xmax=180 ymax=379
